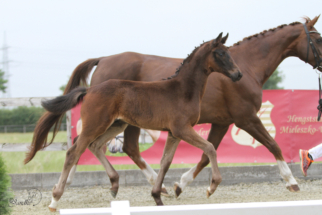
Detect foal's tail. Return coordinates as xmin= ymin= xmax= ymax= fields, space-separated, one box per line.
xmin=24 ymin=87 xmax=87 ymax=164
xmin=24 ymin=58 xmax=100 ymax=164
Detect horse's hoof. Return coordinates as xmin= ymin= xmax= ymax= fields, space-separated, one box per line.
xmin=287 ymin=184 xmax=300 ymax=192
xmin=173 ymin=182 xmax=182 ymax=198
xmin=161 ymin=187 xmax=170 ymax=197
xmin=48 ymin=206 xmax=56 ymax=212
xmin=110 ymin=189 xmax=118 ymax=198
xmin=206 ymin=187 xmax=212 ymax=198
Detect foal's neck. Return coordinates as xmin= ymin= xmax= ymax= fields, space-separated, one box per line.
xmin=230 ymin=24 xmax=302 ymax=86
xmin=175 ymin=57 xmax=209 ymax=101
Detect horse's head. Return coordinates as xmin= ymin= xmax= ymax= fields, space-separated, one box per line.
xmin=207 ymin=33 xmax=243 ymax=82
xmin=296 ymin=15 xmax=322 ymax=72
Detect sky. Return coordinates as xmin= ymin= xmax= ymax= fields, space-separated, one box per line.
xmin=0 ymin=0 xmax=322 ymax=98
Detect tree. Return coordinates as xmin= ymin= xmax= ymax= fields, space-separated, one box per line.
xmin=0 ymin=69 xmax=8 ymax=93
xmin=263 ymin=68 xmax=284 ymax=89
xmin=59 ymin=84 xmax=66 ymax=94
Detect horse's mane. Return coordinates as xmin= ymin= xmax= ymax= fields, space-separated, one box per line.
xmin=164 ymin=41 xmax=210 ymax=80
xmin=163 ymin=17 xmax=312 ymax=80
xmin=230 ymin=17 xmax=311 ymax=47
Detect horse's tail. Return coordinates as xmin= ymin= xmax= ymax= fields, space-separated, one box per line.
xmin=24 ymin=87 xmax=87 ymax=164
xmin=24 ymin=58 xmax=99 ymax=164
xmin=63 ymin=58 xmax=100 ymax=95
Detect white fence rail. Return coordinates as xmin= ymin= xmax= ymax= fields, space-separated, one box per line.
xmin=60 ymin=200 xmax=322 ymax=215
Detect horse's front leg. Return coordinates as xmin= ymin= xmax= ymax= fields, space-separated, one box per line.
xmin=174 ymin=124 xmax=229 ymax=197
xmin=235 ymin=114 xmax=299 ymax=192
xmin=122 ymin=125 xmax=169 ymax=196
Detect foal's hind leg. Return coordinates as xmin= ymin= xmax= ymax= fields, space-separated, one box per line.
xmin=151 ymin=132 xmax=180 ymax=205
xmin=88 ymin=121 xmax=128 ymax=198
xmin=174 ymin=124 xmax=229 ymax=197
xmin=122 ymin=125 xmax=169 ymax=196
xmin=48 ymin=134 xmax=93 ymax=212
xmin=236 ymin=115 xmax=299 ymax=192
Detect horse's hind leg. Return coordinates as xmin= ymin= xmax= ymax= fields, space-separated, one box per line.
xmin=174 ymin=124 xmax=229 ymax=197
xmin=122 ymin=125 xmax=169 ymax=196
xmin=151 ymin=132 xmax=180 ymax=205
xmin=235 ymin=115 xmax=299 ymax=192
xmin=88 ymin=120 xmax=128 ymax=198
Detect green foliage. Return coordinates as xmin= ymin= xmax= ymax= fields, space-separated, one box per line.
xmin=0 ymin=154 xmax=12 ymax=215
xmin=263 ymin=68 xmax=284 ymax=89
xmin=59 ymin=84 xmax=66 ymax=95
xmin=0 ymin=106 xmax=66 ymax=126
xmin=0 ymin=69 xmax=8 ymax=93
xmin=0 ymin=106 xmax=45 ymax=126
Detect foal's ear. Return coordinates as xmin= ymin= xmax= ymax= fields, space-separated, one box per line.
xmin=213 ymin=32 xmax=223 ymax=47
xmin=308 ymin=15 xmax=320 ymax=29
xmin=221 ymin=33 xmax=229 ymax=44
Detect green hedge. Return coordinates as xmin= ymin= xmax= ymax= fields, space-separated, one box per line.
xmin=0 ymin=154 xmax=12 ymax=215
xmin=0 ymin=106 xmax=66 ymax=126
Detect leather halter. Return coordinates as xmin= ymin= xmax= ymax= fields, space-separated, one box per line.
xmin=303 ymin=23 xmax=322 ymax=70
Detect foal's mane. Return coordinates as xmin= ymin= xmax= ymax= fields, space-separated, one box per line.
xmin=164 ymin=40 xmax=210 ymax=80
xmin=231 ymin=17 xmax=312 ymax=47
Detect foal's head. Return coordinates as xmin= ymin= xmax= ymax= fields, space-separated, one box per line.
xmin=206 ymin=33 xmax=243 ymax=82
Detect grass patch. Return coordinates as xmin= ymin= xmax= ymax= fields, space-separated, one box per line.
xmin=2 ymin=149 xmax=283 ymax=174
xmin=0 ymin=131 xmax=67 ymax=143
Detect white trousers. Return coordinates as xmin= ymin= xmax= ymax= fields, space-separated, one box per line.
xmin=309 ymin=143 xmax=322 ymax=160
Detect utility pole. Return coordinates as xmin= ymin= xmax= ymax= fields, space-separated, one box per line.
xmin=1 ymin=32 xmax=10 ymax=98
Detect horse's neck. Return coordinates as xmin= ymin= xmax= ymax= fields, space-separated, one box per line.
xmin=230 ymin=25 xmax=302 ymax=86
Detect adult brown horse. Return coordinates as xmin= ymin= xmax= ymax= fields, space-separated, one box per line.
xmin=26 ymin=33 xmax=242 ymax=210
xmin=29 ymin=16 xmax=321 ymax=197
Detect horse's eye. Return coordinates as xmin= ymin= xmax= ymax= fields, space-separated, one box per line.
xmin=317 ymin=38 xmax=322 ymax=43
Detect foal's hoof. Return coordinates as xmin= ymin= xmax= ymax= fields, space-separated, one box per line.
xmin=48 ymin=206 xmax=56 ymax=212
xmin=161 ymin=187 xmax=170 ymax=197
xmin=173 ymin=182 xmax=182 ymax=198
xmin=287 ymin=184 xmax=300 ymax=192
xmin=206 ymin=187 xmax=213 ymax=198
xmin=110 ymin=189 xmax=118 ymax=198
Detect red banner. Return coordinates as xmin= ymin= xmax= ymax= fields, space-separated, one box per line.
xmin=71 ymin=90 xmax=322 ymax=165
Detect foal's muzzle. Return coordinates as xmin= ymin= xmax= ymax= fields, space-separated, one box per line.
xmin=231 ymin=71 xmax=243 ymax=82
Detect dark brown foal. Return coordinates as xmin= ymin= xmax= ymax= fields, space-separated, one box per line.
xmin=26 ymin=33 xmax=242 ymax=210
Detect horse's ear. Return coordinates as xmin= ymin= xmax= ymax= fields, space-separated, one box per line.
xmin=221 ymin=33 xmax=229 ymax=44
xmin=308 ymin=15 xmax=320 ymax=29
xmin=213 ymin=32 xmax=223 ymax=47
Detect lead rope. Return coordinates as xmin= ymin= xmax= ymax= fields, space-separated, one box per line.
xmin=317 ymin=71 xmax=322 ymax=121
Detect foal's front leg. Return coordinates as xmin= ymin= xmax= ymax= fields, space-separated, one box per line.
xmin=122 ymin=125 xmax=169 ymax=196
xmin=174 ymin=124 xmax=229 ymax=197
xmin=173 ymin=126 xmax=222 ymax=198
xmin=151 ymin=132 xmax=180 ymax=205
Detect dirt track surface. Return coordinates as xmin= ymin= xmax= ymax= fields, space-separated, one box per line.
xmin=12 ymin=179 xmax=322 ymax=215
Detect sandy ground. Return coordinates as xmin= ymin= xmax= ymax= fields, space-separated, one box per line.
xmin=12 ymin=178 xmax=322 ymax=215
